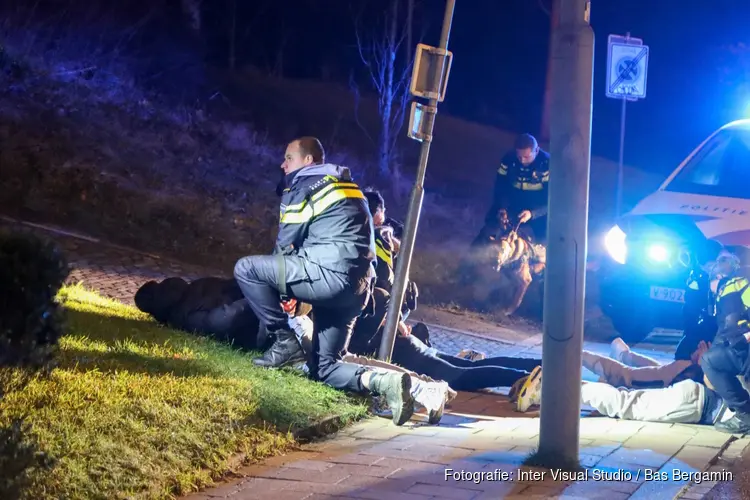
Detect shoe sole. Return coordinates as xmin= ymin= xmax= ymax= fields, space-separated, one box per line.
xmin=516 ymin=366 xmax=542 ymax=412
xmin=392 ymin=373 xmax=415 ymax=426
xmin=252 ymin=353 xmax=306 ymax=369
xmin=428 ymin=406 xmax=444 ymax=425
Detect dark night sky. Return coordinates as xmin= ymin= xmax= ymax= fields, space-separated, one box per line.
xmin=202 ymin=0 xmax=750 ymax=175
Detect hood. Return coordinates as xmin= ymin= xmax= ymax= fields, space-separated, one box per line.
xmin=134 ymin=277 xmax=188 ymax=320
xmin=294 ymin=163 xmax=353 ymax=181
xmin=627 ymin=190 xmax=750 ymax=247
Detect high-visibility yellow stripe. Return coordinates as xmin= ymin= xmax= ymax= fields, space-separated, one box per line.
xmin=312 ymin=181 xmax=359 ymax=201
xmin=283 ymin=199 xmax=308 ymax=213
xmin=280 ymin=204 xmax=313 ymax=224
xmin=742 ymin=287 xmax=750 ymax=308
xmin=541 ymin=171 xmax=549 ymax=182
xmin=312 ymin=187 xmax=365 ymax=216
xmin=497 ymin=163 xmax=509 ymax=175
xmin=375 ymin=239 xmax=393 ymax=267
xmin=280 ymin=186 xmax=365 ymax=224
xmin=512 ymin=181 xmax=544 ymax=191
xmin=719 ymin=277 xmax=750 ymax=298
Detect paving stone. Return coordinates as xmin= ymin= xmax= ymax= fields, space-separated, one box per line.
xmin=405 ymin=482 xmax=481 ymax=499
xmin=672 ymin=444 xmax=722 ymax=470
xmin=686 ymin=430 xmax=733 ymax=449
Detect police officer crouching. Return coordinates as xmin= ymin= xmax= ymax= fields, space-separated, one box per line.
xmin=234 ymin=137 xmax=415 ymax=426
xmin=700 ymin=252 xmax=750 ymax=433
xmin=472 ymin=133 xmax=550 ymax=247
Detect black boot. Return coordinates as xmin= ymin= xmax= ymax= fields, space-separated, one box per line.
xmin=715 ymin=411 xmax=750 ymax=434
xmin=368 ymin=372 xmax=415 ymax=426
xmin=253 ymin=328 xmax=305 ymax=368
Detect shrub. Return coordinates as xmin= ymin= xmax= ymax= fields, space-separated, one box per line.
xmin=0 ymin=231 xmax=70 ymax=372
xmin=0 ymin=231 xmax=69 ymax=500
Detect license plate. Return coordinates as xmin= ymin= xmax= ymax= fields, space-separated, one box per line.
xmin=649 ymin=286 xmax=685 ymax=303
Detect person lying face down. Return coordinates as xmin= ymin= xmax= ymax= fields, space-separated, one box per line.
xmin=134 ymin=276 xmax=453 ymax=424
xmin=134 ymin=277 xmax=268 ymax=351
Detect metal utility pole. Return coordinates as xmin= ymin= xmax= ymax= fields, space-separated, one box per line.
xmin=537 ymin=0 xmax=594 ymax=464
xmin=378 ymin=0 xmax=456 ymax=361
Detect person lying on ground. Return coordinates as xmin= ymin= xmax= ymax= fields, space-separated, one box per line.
xmin=510 ymin=338 xmax=711 ymax=412
xmin=134 ymin=277 xmax=269 ymax=351
xmin=514 ymin=366 xmax=734 ymax=426
xmin=347 ymin=287 xmax=542 ymax=392
xmin=134 ymin=278 xmax=451 ymax=424
xmin=584 ymin=337 xmax=708 ymax=390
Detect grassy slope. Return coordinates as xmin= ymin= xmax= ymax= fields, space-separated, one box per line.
xmin=0 ymin=286 xmax=367 ymax=500
xmin=0 ymin=38 xmax=667 ymax=314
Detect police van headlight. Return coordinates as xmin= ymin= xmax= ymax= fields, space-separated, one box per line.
xmin=604 ymin=225 xmax=627 ymax=264
xmin=646 ymin=243 xmax=670 ymax=263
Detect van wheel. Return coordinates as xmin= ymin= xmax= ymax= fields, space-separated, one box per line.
xmin=609 ymin=309 xmax=654 ymax=345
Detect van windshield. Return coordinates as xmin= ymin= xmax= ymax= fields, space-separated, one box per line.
xmin=665 ymin=127 xmax=750 ymax=199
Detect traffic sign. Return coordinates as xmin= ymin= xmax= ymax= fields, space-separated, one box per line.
xmin=606 ymin=34 xmax=649 ymax=100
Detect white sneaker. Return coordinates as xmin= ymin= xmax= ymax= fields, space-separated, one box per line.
xmin=456 ymin=349 xmax=487 ymax=361
xmin=412 ymin=379 xmax=449 ymax=425
xmin=516 ymin=366 xmax=542 ymax=413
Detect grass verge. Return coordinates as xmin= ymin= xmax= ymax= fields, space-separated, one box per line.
xmin=0 ymin=285 xmax=368 ymax=500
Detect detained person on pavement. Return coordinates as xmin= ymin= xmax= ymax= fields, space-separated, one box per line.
xmin=233 ymin=136 xmax=416 ymax=426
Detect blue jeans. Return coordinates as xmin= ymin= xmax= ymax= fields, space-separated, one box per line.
xmin=391 ymin=335 xmax=540 ymax=391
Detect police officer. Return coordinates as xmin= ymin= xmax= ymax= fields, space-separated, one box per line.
xmin=363 ymin=189 xmax=418 ymax=316
xmin=472 ymin=133 xmax=550 ymax=247
xmin=234 ymin=137 xmax=415 ymax=426
xmin=699 ymin=252 xmax=750 ymax=433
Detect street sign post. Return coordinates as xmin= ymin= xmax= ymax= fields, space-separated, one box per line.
xmin=606 ymin=33 xmax=649 ymax=217
xmin=378 ymin=0 xmax=456 ymax=363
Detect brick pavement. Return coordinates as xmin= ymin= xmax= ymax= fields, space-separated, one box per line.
xmin=1 ymin=215 xmax=745 ymax=500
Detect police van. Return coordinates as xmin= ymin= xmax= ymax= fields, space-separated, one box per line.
xmin=598 ymin=119 xmax=750 ymax=343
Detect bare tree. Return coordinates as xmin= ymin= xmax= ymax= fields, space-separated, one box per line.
xmin=352 ymin=0 xmax=416 ymax=177
xmin=181 ymin=0 xmax=202 ymax=33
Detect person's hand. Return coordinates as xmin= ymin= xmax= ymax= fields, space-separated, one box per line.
xmin=692 ymin=340 xmax=710 ymax=365
xmin=518 ymin=210 xmax=532 ymax=224
xmin=397 ymin=322 xmax=412 ymax=338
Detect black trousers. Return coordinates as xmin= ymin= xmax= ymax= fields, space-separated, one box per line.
xmin=349 ymin=288 xmax=539 ymax=390
xmin=234 ymin=254 xmax=370 ymax=393
xmin=701 ymin=342 xmax=750 ymax=414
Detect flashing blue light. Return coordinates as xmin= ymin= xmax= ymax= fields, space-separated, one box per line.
xmin=647 ymin=244 xmax=669 ymax=263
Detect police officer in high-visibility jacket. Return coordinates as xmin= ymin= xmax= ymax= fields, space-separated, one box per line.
xmin=472 ymin=133 xmax=550 ymax=247
xmin=234 ymin=137 xmax=416 ymax=425
xmin=700 ymin=252 xmax=750 ymax=433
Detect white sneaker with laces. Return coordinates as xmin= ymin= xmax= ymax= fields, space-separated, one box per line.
xmin=412 ymin=379 xmax=449 ymax=425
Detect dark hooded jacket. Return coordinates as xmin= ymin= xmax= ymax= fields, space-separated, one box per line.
xmin=134 ymin=277 xmax=266 ymax=350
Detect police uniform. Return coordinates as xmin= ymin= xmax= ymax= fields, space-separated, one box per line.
xmin=700 ymin=275 xmax=750 ymax=431
xmin=234 ymin=163 xmax=376 ymax=392
xmin=473 ymin=149 xmax=551 ymax=246
xmin=374 ymin=225 xmax=396 ymax=291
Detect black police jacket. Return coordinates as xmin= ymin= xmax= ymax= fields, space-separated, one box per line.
xmin=277 ymin=164 xmax=376 ymax=278
xmin=484 ymin=149 xmax=550 ymax=225
xmin=714 ymin=276 xmax=750 ymax=346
